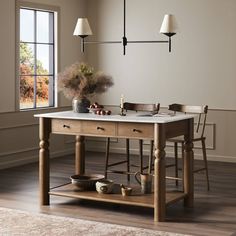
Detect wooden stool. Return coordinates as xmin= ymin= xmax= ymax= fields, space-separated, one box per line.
xmin=104 ymin=102 xmax=160 ymax=182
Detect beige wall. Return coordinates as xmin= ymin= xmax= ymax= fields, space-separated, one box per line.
xmin=0 ymin=107 xmax=75 ymax=169
xmin=85 ymin=0 xmax=236 ymax=162
xmin=85 ymin=107 xmax=236 ymax=163
xmin=0 ymin=0 xmax=87 ymax=168
xmin=0 ymin=0 xmax=16 ymax=112
xmin=0 ymin=0 xmax=87 ymax=113
xmin=86 ymin=0 xmax=236 ymax=110
xmin=0 ymin=0 xmax=236 ymax=170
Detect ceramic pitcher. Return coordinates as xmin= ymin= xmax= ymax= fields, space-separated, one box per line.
xmin=134 ymin=172 xmax=153 ymax=194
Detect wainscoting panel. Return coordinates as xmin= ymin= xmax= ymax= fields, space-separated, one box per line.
xmin=0 ymin=108 xmax=236 ymax=169
xmin=0 ymin=107 xmax=72 ymax=169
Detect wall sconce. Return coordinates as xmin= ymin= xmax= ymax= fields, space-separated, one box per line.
xmin=73 ymin=0 xmax=177 ymax=55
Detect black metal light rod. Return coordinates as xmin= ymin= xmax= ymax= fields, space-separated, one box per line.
xmin=83 ymin=40 xmax=168 ymax=45
xmin=123 ymin=0 xmax=127 ymax=55
xmin=124 ymin=0 xmax=126 ymax=38
xmin=80 ymin=0 xmax=174 ymax=53
xmin=128 ymin=40 xmax=169 ymax=44
xmin=81 ymin=37 xmax=85 ymax=52
xmin=84 ymin=41 xmax=122 ymax=44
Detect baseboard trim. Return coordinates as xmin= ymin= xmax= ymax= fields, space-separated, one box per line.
xmin=1 ymin=145 xmax=235 ymax=170
xmin=0 ymin=149 xmax=74 ymax=170
xmin=86 ymin=145 xmax=236 ymax=163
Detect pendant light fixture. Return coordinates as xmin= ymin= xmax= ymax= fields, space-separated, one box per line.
xmin=73 ymin=0 xmax=177 ymax=55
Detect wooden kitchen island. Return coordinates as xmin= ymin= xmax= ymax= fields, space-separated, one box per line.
xmin=35 ymin=111 xmax=194 ymax=222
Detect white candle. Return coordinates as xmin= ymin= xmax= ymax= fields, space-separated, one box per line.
xmin=120 ymin=94 xmax=124 ymax=109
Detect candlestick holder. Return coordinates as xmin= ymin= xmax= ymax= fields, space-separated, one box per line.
xmin=120 ymin=107 xmax=126 ymax=116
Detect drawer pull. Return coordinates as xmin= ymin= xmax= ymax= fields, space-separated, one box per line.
xmin=133 ymin=128 xmax=141 ymax=133
xmin=63 ymin=124 xmax=70 ymax=129
xmin=97 ymin=126 xmax=105 ymax=131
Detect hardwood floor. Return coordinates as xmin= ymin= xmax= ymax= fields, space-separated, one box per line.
xmin=0 ymin=151 xmax=235 ymax=236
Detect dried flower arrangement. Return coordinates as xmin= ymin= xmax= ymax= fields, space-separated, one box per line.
xmin=58 ymin=62 xmax=114 ymax=99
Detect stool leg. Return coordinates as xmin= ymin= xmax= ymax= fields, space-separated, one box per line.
xmin=148 ymin=140 xmax=154 ymax=174
xmin=139 ymin=140 xmax=143 ymax=174
xmin=201 ymin=138 xmax=210 ymax=191
xmin=126 ymin=139 xmax=130 ymax=182
xmin=104 ymin=137 xmax=110 ymax=179
xmin=181 ymin=141 xmax=184 ymax=190
xmin=174 ymin=142 xmax=179 ymax=186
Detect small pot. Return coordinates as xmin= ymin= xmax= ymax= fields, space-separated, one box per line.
xmin=70 ymin=174 xmax=104 ymax=190
xmin=96 ymin=179 xmax=114 ymax=194
xmin=120 ymin=186 xmax=132 ymax=196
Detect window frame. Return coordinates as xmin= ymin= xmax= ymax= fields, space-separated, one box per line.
xmin=16 ymin=1 xmax=59 ymax=111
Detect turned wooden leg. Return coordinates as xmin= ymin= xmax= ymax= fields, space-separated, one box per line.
xmin=39 ymin=117 xmax=51 ymax=206
xmin=75 ymin=135 xmax=85 ymax=175
xmin=148 ymin=140 xmax=154 ymax=174
xmin=183 ymin=118 xmax=194 ymax=207
xmin=181 ymin=141 xmax=184 ymax=189
xmin=154 ymin=124 xmax=166 ymax=222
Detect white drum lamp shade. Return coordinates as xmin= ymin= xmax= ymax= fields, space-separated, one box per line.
xmin=160 ymin=14 xmax=177 ymax=34
xmin=73 ymin=18 xmax=93 ymax=37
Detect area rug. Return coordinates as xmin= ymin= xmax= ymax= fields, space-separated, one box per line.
xmin=0 ymin=207 xmax=190 ymax=236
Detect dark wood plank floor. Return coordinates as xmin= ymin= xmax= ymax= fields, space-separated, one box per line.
xmin=0 ymin=151 xmax=235 ymax=236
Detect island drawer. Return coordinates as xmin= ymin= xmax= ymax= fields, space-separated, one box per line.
xmin=51 ymin=119 xmax=82 ymax=134
xmin=117 ymin=123 xmax=154 ymax=139
xmin=81 ymin=121 xmax=116 ymax=136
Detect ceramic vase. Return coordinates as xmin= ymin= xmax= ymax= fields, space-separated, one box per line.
xmin=72 ymin=97 xmax=90 ymax=113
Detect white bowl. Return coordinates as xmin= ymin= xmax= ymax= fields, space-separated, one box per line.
xmin=96 ymin=179 xmax=114 ymax=194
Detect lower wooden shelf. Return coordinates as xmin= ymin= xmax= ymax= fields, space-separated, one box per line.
xmin=49 ymin=184 xmax=186 ymax=208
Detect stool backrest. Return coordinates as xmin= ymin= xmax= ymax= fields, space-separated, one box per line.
xmin=124 ymin=102 xmax=160 ymax=114
xmin=168 ymin=103 xmax=208 ymax=137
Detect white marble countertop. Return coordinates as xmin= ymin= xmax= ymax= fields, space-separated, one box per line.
xmin=34 ymin=111 xmax=195 ymax=124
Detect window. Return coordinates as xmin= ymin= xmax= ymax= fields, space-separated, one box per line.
xmin=18 ymin=5 xmax=57 ymax=110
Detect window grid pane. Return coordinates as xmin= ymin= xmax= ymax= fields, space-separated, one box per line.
xmin=37 ymin=11 xmax=50 ymax=43
xmin=20 ymin=76 xmax=34 ymax=109
xmin=36 ymin=44 xmax=54 ymax=75
xmin=19 ymin=43 xmax=35 ymax=76
xmin=37 ymin=76 xmax=49 ymax=108
xmin=20 ymin=9 xmax=34 ymax=42
xmin=20 ymin=7 xmax=55 ymax=110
